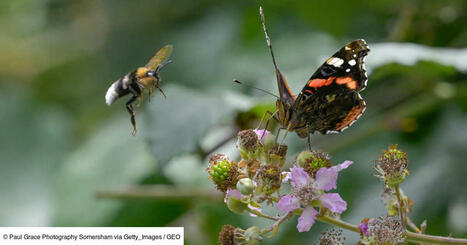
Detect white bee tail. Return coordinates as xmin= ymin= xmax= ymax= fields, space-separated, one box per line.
xmin=105 ymin=82 xmax=119 ymax=106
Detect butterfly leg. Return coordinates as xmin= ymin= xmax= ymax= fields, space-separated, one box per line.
xmin=275 ymin=127 xmax=283 ymax=143
xmin=307 ymin=134 xmax=312 ymax=150
xmin=257 ymin=110 xmax=277 ymax=139
xmin=279 ymin=124 xmax=292 ymax=145
xmin=125 ymin=95 xmax=138 ymax=136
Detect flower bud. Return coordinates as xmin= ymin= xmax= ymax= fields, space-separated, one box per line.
xmin=234 ymin=226 xmax=262 ymax=245
xmin=246 ymin=159 xmax=261 ymax=179
xmin=256 ymin=165 xmax=281 ymax=195
xmin=207 ymin=156 xmax=240 ymax=192
xmin=225 ymin=189 xmax=248 ymax=214
xmin=375 ymin=145 xmax=409 ymax=187
xmin=267 ymin=144 xmax=287 ymax=166
xmin=297 ymin=150 xmax=331 ymax=177
xmin=360 ymin=216 xmax=406 ymax=245
xmin=237 ymin=178 xmax=254 ymax=195
xmin=218 ymin=225 xmax=235 ymax=245
xmin=244 ymin=226 xmax=262 ymax=245
xmin=237 ymin=130 xmax=261 ymax=160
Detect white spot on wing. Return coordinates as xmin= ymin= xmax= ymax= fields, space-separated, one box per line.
xmin=327 ymin=57 xmax=344 ymax=67
xmin=348 ymin=59 xmax=356 ymax=66
xmin=346 ymin=68 xmax=350 ymax=72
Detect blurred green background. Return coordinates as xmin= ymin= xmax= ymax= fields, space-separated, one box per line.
xmin=0 ymin=0 xmax=466 ymax=244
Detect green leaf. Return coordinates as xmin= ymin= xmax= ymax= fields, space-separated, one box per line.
xmin=145 ymin=84 xmax=237 ymax=165
xmin=53 ymin=116 xmax=156 ymax=226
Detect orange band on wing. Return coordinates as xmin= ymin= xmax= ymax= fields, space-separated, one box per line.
xmin=336 ymin=104 xmax=365 ymax=130
xmin=306 ymin=76 xmax=336 ymax=93
xmin=336 ymin=77 xmax=357 ymax=90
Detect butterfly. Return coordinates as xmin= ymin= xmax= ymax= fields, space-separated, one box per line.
xmin=258 ymin=7 xmax=370 ymax=144
xmin=105 ymin=45 xmax=173 ymax=135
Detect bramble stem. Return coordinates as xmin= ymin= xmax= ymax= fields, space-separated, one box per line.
xmin=394 ymin=185 xmax=407 ymax=228
xmin=261 ymin=212 xmax=294 ymax=238
xmin=315 ymin=214 xmax=467 ymax=245
xmin=246 ymin=207 xmax=279 ymax=221
xmin=252 ymin=209 xmax=467 ymax=244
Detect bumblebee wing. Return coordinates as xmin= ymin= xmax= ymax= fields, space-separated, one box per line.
xmin=144 ymin=44 xmax=173 ymax=70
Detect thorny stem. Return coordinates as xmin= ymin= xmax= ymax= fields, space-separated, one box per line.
xmin=395 ymin=185 xmax=407 ymax=228
xmin=407 ymin=216 xmax=421 ymax=233
xmin=257 ymin=212 xmax=467 ymax=244
xmin=261 ymin=212 xmax=294 ymax=238
xmin=246 ymin=207 xmax=279 ymax=221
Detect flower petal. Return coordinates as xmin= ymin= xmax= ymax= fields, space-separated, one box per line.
xmin=247 ymin=204 xmax=261 ymax=217
xmin=359 ymin=220 xmax=370 ymax=237
xmin=276 ymin=194 xmax=300 ymax=213
xmin=253 ymin=128 xmax=270 ymax=141
xmin=319 ymin=193 xmax=347 ymax=213
xmin=315 ymin=167 xmax=338 ymax=191
xmin=282 ymin=171 xmax=291 ymax=183
xmin=290 ymin=166 xmax=309 ymax=188
xmin=297 ymin=206 xmax=317 ymax=232
xmin=224 ymin=189 xmax=243 ymax=203
xmin=331 ymin=160 xmax=353 ymax=172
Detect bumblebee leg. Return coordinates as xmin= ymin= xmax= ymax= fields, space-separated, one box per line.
xmin=137 ymin=94 xmax=143 ymax=107
xmin=156 ymin=85 xmax=167 ymax=99
xmin=148 ymin=87 xmax=153 ymax=103
xmin=126 ymin=95 xmax=138 ymax=136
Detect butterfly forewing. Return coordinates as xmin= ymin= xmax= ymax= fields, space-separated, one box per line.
xmin=145 ymin=44 xmax=173 ymax=70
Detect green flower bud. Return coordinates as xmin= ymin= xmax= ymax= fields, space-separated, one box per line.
xmin=207 ymin=155 xmax=240 ymax=192
xmin=226 ymin=194 xmax=248 ymax=214
xmin=244 ymin=226 xmax=262 ymax=245
xmin=218 ymin=225 xmax=235 ymax=245
xmin=237 ymin=130 xmax=261 ymax=160
xmin=256 ymin=165 xmax=281 ymax=195
xmin=375 ymin=145 xmax=409 ymax=187
xmin=297 ymin=150 xmax=331 ymax=177
xmin=266 ymin=144 xmax=287 ymax=166
xmin=237 ymin=178 xmax=254 ymax=195
xmin=233 ymin=226 xmax=262 ymax=245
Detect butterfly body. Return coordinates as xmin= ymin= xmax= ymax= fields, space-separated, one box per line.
xmin=259 ymin=7 xmax=369 ymax=140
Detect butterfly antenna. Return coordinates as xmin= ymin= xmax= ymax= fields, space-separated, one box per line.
xmin=260 ymin=6 xmax=279 ymax=71
xmin=233 ymin=79 xmax=278 ymax=98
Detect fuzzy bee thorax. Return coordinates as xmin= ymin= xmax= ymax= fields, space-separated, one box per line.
xmin=135 ymin=67 xmax=158 ymax=88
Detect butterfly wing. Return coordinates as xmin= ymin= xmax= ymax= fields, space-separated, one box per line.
xmin=292 ymin=39 xmax=369 ymax=134
xmin=302 ymin=39 xmax=369 ymax=94
xmin=144 ymin=44 xmax=173 ymax=70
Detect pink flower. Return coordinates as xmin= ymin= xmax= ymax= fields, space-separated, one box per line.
xmin=224 ymin=189 xmax=242 ymax=203
xmin=253 ymin=128 xmax=270 ymax=142
xmin=359 ymin=219 xmax=370 ymax=237
xmin=276 ymin=161 xmax=352 ymax=232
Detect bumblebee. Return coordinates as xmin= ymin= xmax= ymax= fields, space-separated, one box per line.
xmin=105 ymin=45 xmax=173 ymax=135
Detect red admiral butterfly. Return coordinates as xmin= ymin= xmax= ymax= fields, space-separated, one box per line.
xmin=259 ymin=7 xmax=370 ymax=143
